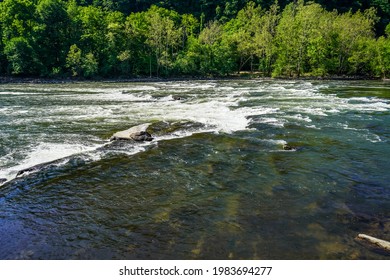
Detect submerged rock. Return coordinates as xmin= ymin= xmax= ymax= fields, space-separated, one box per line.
xmin=16 ymin=158 xmax=64 ymax=177
xmin=110 ymin=123 xmax=154 ymax=141
xmin=17 ymin=163 xmax=51 ymax=177
xmin=147 ymin=120 xmax=205 ymax=136
xmin=282 ymin=144 xmax=294 ymax=151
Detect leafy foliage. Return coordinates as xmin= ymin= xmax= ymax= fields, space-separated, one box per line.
xmin=0 ymin=0 xmax=389 ymax=78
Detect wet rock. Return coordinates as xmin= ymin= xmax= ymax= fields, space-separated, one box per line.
xmin=148 ymin=120 xmax=204 ymax=136
xmin=15 ymin=156 xmax=82 ymax=178
xmin=282 ymin=144 xmax=294 ymax=150
xmin=110 ymin=123 xmax=153 ymax=141
xmin=17 ymin=162 xmax=53 ymax=177
xmin=0 ymin=178 xmax=7 ymax=184
xmin=130 ymin=131 xmax=153 ymax=141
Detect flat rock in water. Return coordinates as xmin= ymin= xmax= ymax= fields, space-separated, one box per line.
xmin=110 ymin=123 xmax=153 ymax=141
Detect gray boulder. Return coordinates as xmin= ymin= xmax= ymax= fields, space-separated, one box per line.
xmin=130 ymin=131 xmax=153 ymax=141
xmin=110 ymin=123 xmax=154 ymax=141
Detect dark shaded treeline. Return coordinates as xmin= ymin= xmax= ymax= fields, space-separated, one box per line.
xmin=70 ymin=1 xmax=389 ymax=27
xmin=76 ymin=0 xmax=390 ymax=34
xmin=0 ymin=0 xmax=390 ymax=78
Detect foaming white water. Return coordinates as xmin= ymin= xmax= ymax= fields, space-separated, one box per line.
xmin=0 ymin=142 xmax=102 ymax=183
xmin=160 ymin=100 xmax=249 ymax=133
xmin=1 ymin=79 xmax=389 ymax=185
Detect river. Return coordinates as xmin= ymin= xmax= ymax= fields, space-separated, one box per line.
xmin=0 ymin=79 xmax=389 ymax=259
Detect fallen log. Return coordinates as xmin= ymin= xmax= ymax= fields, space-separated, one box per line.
xmin=355 ymin=233 xmax=390 ymax=256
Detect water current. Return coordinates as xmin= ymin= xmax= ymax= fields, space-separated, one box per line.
xmin=0 ymin=79 xmax=389 ymax=259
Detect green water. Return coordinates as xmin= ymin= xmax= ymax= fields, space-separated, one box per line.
xmin=0 ymin=80 xmax=389 ymax=259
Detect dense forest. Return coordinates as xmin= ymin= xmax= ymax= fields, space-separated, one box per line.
xmin=1 ymin=0 xmax=390 ymax=78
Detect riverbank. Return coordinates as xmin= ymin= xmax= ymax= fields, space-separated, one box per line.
xmin=0 ymin=74 xmax=383 ymax=84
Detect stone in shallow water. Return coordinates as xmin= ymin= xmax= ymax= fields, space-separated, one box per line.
xmin=130 ymin=131 xmax=153 ymax=141
xmin=282 ymin=144 xmax=294 ymax=151
xmin=110 ymin=123 xmax=153 ymax=141
xmin=0 ymin=178 xmax=7 ymax=184
xmin=147 ymin=120 xmax=205 ymax=136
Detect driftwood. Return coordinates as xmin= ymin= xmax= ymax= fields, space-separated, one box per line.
xmin=355 ymin=234 xmax=390 ymax=256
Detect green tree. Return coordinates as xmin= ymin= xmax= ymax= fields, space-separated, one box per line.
xmin=196 ymin=20 xmax=236 ymax=75
xmin=35 ymin=0 xmax=71 ymax=76
xmin=66 ymin=0 xmax=83 ymax=45
xmin=78 ymin=5 xmax=107 ymax=75
xmin=273 ymin=0 xmax=305 ymax=77
xmin=0 ymin=0 xmax=40 ymax=75
xmin=82 ymin=52 xmax=98 ymax=77
xmin=0 ymin=0 xmax=37 ymax=40
xmin=174 ymin=36 xmax=202 ymax=75
xmin=371 ymin=24 xmax=390 ymax=78
xmin=65 ymin=43 xmax=98 ymax=77
xmin=282 ymin=1 xmax=332 ymax=77
xmin=224 ymin=1 xmax=262 ymax=73
xmin=104 ymin=11 xmax=127 ymax=75
xmin=0 ymin=21 xmax=5 ymax=74
xmin=124 ymin=11 xmax=150 ymax=76
xmin=254 ymin=1 xmax=280 ymax=75
xmin=332 ymin=8 xmax=377 ymax=75
xmin=66 ymin=44 xmax=82 ymax=76
xmin=144 ymin=6 xmax=182 ymax=76
xmin=4 ymin=37 xmax=40 ymax=75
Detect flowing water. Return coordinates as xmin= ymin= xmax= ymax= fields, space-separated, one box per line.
xmin=0 ymin=79 xmax=389 ymax=259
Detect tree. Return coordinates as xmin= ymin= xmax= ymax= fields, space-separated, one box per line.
xmin=0 ymin=0 xmax=37 ymax=40
xmin=4 ymin=37 xmax=40 ymax=75
xmin=196 ymin=20 xmax=236 ymax=75
xmin=371 ymin=24 xmax=390 ymax=78
xmin=273 ymin=0 xmax=306 ymax=77
xmin=65 ymin=43 xmax=98 ymax=77
xmin=224 ymin=1 xmax=263 ymax=73
xmin=254 ymin=1 xmax=280 ymax=75
xmin=124 ymin=11 xmax=150 ymax=76
xmin=35 ymin=0 xmax=71 ymax=76
xmin=66 ymin=44 xmax=82 ymax=76
xmin=77 ymin=5 xmax=107 ymax=75
xmin=0 ymin=20 xmax=6 ymax=74
xmin=332 ymin=8 xmax=377 ymax=75
xmin=104 ymin=11 xmax=127 ymax=75
xmin=0 ymin=0 xmax=40 ymax=75
xmin=144 ymin=6 xmax=182 ymax=76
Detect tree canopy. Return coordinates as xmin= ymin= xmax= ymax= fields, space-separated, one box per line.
xmin=0 ymin=0 xmax=389 ymax=78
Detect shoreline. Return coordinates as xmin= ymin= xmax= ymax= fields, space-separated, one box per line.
xmin=0 ymin=75 xmax=383 ymax=84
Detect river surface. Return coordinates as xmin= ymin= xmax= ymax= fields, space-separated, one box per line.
xmin=0 ymin=79 xmax=389 ymax=259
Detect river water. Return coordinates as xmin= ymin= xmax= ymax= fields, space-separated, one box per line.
xmin=0 ymin=79 xmax=389 ymax=259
